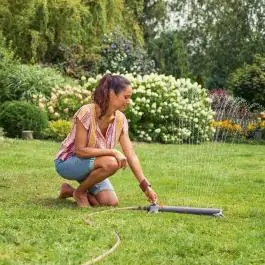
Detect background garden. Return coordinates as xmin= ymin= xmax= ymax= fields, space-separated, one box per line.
xmin=1 ymin=0 xmax=265 ymax=141
xmin=0 ymin=1 xmax=265 ymax=264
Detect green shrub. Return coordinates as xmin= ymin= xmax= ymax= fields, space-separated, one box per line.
xmin=228 ymin=55 xmax=265 ymax=106
xmin=0 ymin=63 xmax=73 ymax=104
xmin=0 ymin=101 xmax=48 ymax=138
xmin=44 ymin=120 xmax=72 ymax=141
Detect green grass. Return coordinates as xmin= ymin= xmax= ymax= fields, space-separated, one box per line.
xmin=0 ymin=139 xmax=264 ymax=265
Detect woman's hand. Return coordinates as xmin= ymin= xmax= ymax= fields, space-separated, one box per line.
xmin=112 ymin=149 xmax=127 ymax=169
xmin=144 ymin=187 xmax=157 ymax=204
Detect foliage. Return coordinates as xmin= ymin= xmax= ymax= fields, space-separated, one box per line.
xmin=169 ymin=0 xmax=265 ymax=88
xmin=0 ymin=101 xmax=48 ymax=138
xmin=0 ymin=31 xmax=19 ymax=65
xmin=99 ymin=31 xmax=156 ymax=75
xmin=0 ymin=1 xmax=168 ymax=77
xmin=125 ymin=0 xmax=167 ymax=42
xmin=0 ymin=127 xmax=5 ymax=138
xmin=148 ymin=31 xmax=190 ymax=78
xmin=32 ymin=73 xmax=214 ymax=144
xmin=0 ymin=0 xmax=144 ymax=68
xmin=0 ymin=63 xmax=72 ymax=104
xmin=228 ymin=55 xmax=265 ymax=107
xmin=44 ymin=120 xmax=72 ymax=141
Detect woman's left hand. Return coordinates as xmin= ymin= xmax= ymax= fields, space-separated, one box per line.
xmin=144 ymin=187 xmax=157 ymax=204
xmin=112 ymin=149 xmax=127 ymax=169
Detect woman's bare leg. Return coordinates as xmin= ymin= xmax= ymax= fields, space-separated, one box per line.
xmin=95 ymin=190 xmax=119 ymax=206
xmin=58 ymin=184 xmax=117 ymax=207
xmin=73 ymin=156 xmax=119 ymax=207
xmin=87 ymin=193 xmax=100 ymax=206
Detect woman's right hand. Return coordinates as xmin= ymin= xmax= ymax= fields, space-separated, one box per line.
xmin=144 ymin=187 xmax=158 ymax=204
xmin=112 ymin=149 xmax=127 ymax=169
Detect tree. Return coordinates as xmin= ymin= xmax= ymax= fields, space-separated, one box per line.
xmin=228 ymin=55 xmax=265 ymax=107
xmin=124 ymin=0 xmax=167 ymax=44
xmin=169 ymin=0 xmax=265 ymax=88
xmin=0 ymin=0 xmax=145 ymax=67
xmin=148 ymin=31 xmax=190 ymax=77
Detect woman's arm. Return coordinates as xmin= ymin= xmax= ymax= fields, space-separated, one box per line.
xmin=75 ymin=118 xmax=114 ymax=158
xmin=119 ymin=131 xmax=157 ymax=203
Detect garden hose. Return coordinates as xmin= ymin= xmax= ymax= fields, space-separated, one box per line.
xmin=82 ymin=206 xmax=139 ymax=265
xmin=81 ymin=204 xmax=223 ymax=264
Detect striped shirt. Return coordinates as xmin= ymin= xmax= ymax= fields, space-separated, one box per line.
xmin=56 ymin=104 xmax=128 ymax=160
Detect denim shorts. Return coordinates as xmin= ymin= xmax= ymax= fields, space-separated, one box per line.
xmin=54 ymin=155 xmax=114 ymax=195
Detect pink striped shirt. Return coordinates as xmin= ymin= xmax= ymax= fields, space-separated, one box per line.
xmin=56 ymin=105 xmax=128 ymax=160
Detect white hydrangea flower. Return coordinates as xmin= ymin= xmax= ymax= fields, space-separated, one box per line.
xmin=54 ymin=112 xmax=60 ymax=118
xmin=48 ymin=106 xmax=54 ymax=113
xmin=38 ymin=103 xmax=45 ymax=109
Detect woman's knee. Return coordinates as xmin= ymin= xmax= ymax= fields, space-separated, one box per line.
xmin=102 ymin=157 xmax=119 ymax=173
xmin=99 ymin=197 xmax=119 ymax=207
xmin=96 ymin=192 xmax=119 ymax=206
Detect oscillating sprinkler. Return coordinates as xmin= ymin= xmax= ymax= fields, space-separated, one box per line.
xmin=138 ymin=203 xmax=224 ymax=217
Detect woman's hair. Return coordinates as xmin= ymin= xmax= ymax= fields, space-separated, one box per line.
xmin=92 ymin=74 xmax=130 ymax=117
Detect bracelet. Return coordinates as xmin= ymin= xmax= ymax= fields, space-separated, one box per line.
xmin=139 ymin=179 xmax=151 ymax=192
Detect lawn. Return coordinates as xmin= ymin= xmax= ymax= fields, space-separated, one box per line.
xmin=0 ymin=139 xmax=264 ymax=265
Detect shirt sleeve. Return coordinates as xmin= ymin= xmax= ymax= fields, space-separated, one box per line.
xmin=73 ymin=104 xmax=91 ymax=131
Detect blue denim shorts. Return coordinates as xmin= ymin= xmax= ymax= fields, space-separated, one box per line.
xmin=54 ymin=155 xmax=114 ymax=195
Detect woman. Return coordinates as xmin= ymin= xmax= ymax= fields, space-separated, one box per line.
xmin=54 ymin=74 xmax=158 ymax=207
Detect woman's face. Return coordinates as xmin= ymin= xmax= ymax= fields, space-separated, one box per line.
xmin=110 ymin=86 xmax=132 ymax=111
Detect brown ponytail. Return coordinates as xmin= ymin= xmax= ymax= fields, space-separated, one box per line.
xmin=92 ymin=74 xmax=130 ymax=117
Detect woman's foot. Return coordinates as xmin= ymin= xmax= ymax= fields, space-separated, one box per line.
xmin=73 ymin=190 xmax=90 ymax=208
xmin=58 ymin=183 xmax=75 ymax=199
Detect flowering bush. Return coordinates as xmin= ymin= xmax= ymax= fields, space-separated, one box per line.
xmin=99 ymin=32 xmax=156 ymax=75
xmin=209 ymin=89 xmax=252 ymax=123
xmin=32 ymin=83 xmax=95 ymax=120
xmin=247 ymin=118 xmax=265 ymax=140
xmin=125 ymin=74 xmax=214 ymax=143
xmin=31 ymin=73 xmax=214 ymax=143
xmin=211 ymin=120 xmax=244 ymax=141
xmin=209 ymin=89 xmax=229 ymax=113
xmin=44 ymin=120 xmax=72 ymax=141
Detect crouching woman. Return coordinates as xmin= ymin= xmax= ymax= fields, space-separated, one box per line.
xmin=54 ymin=74 xmax=157 ymax=207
